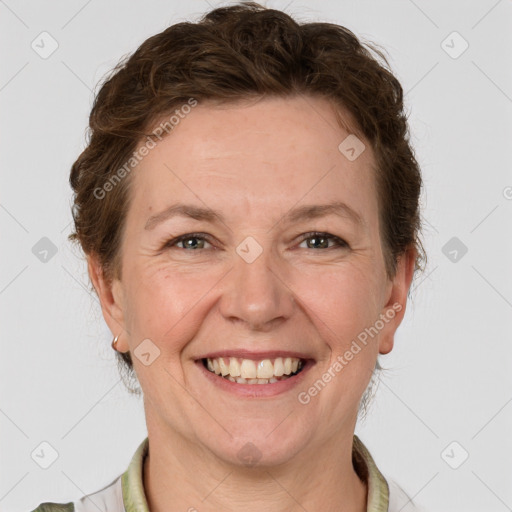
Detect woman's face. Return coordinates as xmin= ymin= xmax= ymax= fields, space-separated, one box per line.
xmin=92 ymin=95 xmax=414 ymax=467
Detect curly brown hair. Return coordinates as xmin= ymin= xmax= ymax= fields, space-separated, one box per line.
xmin=69 ymin=1 xmax=424 ymax=386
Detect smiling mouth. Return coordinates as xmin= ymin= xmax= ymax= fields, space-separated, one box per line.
xmin=202 ymin=356 xmax=306 ymax=384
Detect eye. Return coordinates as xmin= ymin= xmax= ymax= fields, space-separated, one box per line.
xmin=161 ymin=231 xmax=348 ymax=252
xmin=163 ymin=233 xmax=214 ymax=250
xmin=298 ymin=232 xmax=349 ymax=250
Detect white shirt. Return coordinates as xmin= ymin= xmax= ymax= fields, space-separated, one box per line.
xmin=34 ymin=435 xmax=427 ymax=511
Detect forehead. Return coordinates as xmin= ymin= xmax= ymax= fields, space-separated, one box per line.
xmin=127 ymin=96 xmax=378 ymax=228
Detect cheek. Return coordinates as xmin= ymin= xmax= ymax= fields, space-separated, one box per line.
xmin=122 ymin=268 xmax=214 ymax=397
xmin=123 ymin=265 xmax=212 ymax=353
xmin=292 ymin=263 xmax=382 ymax=348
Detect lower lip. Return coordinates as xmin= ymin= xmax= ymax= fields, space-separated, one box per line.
xmin=196 ymin=359 xmax=314 ymax=398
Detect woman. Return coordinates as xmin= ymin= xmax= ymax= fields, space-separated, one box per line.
xmin=32 ymin=2 xmax=425 ymax=510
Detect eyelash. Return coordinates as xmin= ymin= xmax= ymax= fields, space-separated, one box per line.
xmin=162 ymin=232 xmax=349 ymax=251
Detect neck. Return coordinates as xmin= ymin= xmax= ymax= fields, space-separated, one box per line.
xmin=143 ymin=424 xmax=367 ymax=512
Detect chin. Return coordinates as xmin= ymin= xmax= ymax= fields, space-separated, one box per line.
xmin=199 ymin=417 xmax=314 ymax=469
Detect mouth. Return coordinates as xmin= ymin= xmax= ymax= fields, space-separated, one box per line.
xmin=201 ymin=355 xmax=307 ymax=385
xmin=195 ymin=349 xmax=315 ymax=397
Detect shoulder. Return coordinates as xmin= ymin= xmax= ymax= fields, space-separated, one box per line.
xmin=30 ymin=504 xmax=74 ymax=512
xmin=387 ymin=477 xmax=428 ymax=512
xmin=352 ymin=435 xmax=427 ymax=512
xmin=30 ymin=474 xmax=123 ymax=512
xmin=73 ymin=475 xmax=123 ymax=511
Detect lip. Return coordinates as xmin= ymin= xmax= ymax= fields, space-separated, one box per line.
xmin=195 ymin=358 xmax=315 ymax=398
xmin=197 ymin=350 xmax=313 ymax=360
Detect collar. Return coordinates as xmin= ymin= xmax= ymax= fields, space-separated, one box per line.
xmin=121 ymin=435 xmax=389 ymax=511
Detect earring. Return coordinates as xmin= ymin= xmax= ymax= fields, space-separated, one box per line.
xmin=111 ymin=334 xmax=120 ymax=351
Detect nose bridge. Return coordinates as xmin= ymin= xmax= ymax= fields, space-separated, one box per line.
xmin=219 ymin=238 xmax=294 ymax=329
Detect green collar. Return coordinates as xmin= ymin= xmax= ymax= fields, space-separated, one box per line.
xmin=121 ymin=435 xmax=389 ymax=511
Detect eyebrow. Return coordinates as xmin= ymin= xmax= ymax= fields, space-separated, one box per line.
xmin=144 ymin=201 xmax=365 ymax=230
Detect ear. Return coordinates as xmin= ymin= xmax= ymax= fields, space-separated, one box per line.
xmin=378 ymin=247 xmax=417 ymax=355
xmin=87 ymin=253 xmax=129 ymax=353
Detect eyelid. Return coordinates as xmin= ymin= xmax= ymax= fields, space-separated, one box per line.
xmin=296 ymin=231 xmax=349 ymax=249
xmin=162 ymin=231 xmax=349 ymax=252
xmin=163 ymin=232 xmax=216 ymax=250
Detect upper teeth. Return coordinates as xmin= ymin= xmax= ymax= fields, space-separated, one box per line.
xmin=206 ymin=357 xmax=302 ymax=379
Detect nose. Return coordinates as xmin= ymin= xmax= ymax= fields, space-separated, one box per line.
xmin=218 ymin=245 xmax=295 ymax=331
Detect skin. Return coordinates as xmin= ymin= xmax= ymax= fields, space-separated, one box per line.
xmin=89 ymin=95 xmax=416 ymax=512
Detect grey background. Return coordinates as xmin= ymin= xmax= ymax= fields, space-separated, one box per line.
xmin=1 ymin=1 xmax=511 ymax=510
